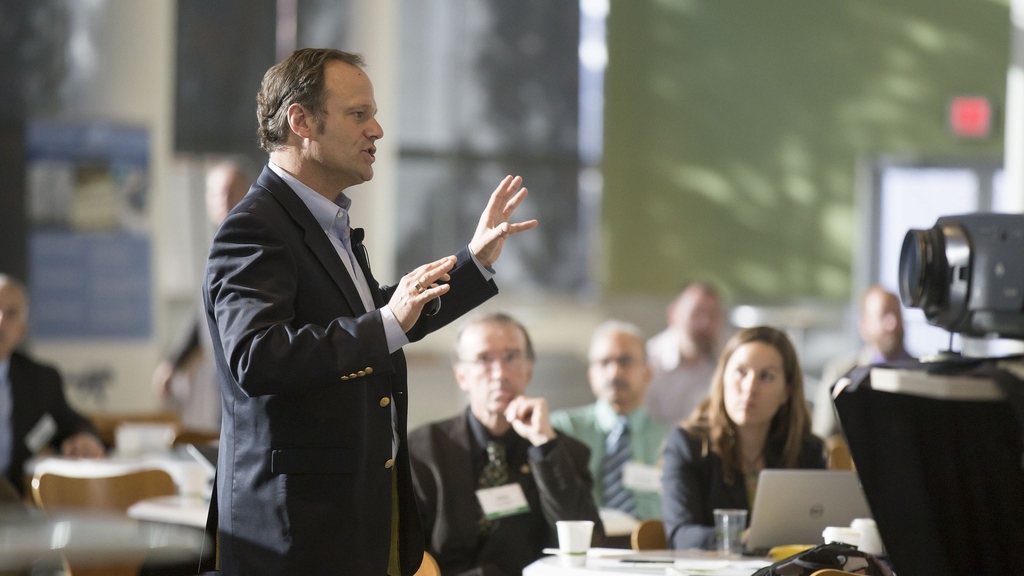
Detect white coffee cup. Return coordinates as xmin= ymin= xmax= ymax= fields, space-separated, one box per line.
xmin=822 ymin=526 xmax=861 ymax=546
xmin=556 ymin=520 xmax=594 ymax=566
xmin=851 ymin=518 xmax=884 ymax=555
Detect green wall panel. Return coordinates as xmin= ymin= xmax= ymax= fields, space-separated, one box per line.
xmin=603 ymin=0 xmax=1009 ymax=302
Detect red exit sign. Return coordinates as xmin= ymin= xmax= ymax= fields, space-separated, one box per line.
xmin=948 ymin=96 xmax=992 ymax=138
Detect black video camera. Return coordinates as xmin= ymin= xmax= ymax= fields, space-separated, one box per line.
xmin=899 ymin=213 xmax=1024 ymax=338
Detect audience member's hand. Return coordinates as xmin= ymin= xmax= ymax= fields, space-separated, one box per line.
xmin=468 ymin=175 xmax=538 ymax=268
xmin=504 ymin=396 xmax=556 ymax=447
xmin=389 ymin=256 xmax=455 ymax=332
xmin=61 ymin=432 xmax=105 ymax=459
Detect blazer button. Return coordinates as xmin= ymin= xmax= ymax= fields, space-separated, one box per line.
xmin=349 ymin=373 xmax=357 ymax=379
xmin=385 ymin=459 xmax=394 ymax=469
xmin=520 ymin=464 xmax=530 ymax=474
xmin=379 ymin=397 xmax=390 ymax=408
xmin=357 ymin=370 xmax=366 ymax=377
xmin=365 ymin=367 xmax=374 ymax=375
xmin=340 ymin=376 xmax=349 ymax=381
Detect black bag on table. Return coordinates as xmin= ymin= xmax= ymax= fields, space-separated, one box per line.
xmin=751 ymin=542 xmax=894 ymax=576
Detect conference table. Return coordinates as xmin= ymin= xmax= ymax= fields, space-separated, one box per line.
xmin=523 ymin=548 xmax=771 ymax=576
xmin=9 ymin=449 xmax=214 ymax=571
xmin=0 ymin=510 xmax=207 ymax=571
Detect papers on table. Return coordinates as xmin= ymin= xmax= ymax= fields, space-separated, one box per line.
xmin=541 ymin=549 xmax=772 ymax=574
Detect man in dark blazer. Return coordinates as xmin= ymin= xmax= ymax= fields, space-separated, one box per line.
xmin=409 ymin=313 xmax=604 ymax=575
xmin=204 ymin=49 xmax=537 ymax=575
xmin=0 ymin=275 xmax=105 ymax=494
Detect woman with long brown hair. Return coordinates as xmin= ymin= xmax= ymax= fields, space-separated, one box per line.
xmin=661 ymin=326 xmax=825 ymax=550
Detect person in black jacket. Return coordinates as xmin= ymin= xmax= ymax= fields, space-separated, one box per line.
xmin=204 ymin=49 xmax=537 ymax=575
xmin=0 ymin=275 xmax=104 ymax=494
xmin=662 ymin=326 xmax=825 ymax=550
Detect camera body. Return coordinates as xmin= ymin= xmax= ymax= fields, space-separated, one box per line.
xmin=899 ymin=213 xmax=1024 ymax=338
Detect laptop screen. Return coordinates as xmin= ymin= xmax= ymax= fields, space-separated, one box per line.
xmin=745 ymin=469 xmax=871 ymax=551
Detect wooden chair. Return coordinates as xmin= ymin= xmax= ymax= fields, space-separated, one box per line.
xmin=809 ymin=570 xmax=858 ymax=576
xmin=414 ymin=551 xmax=441 ymax=576
xmin=825 ymin=435 xmax=855 ymax=471
xmin=31 ymin=468 xmax=179 ymax=576
xmin=31 ymin=468 xmax=178 ymax=513
xmin=631 ymin=519 xmax=668 ymax=550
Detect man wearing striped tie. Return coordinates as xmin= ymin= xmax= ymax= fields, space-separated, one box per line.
xmin=551 ymin=321 xmax=670 ymax=521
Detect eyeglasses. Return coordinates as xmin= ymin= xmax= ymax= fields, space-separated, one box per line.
xmin=458 ymin=351 xmax=529 ymax=372
xmin=589 ymin=355 xmax=640 ymax=369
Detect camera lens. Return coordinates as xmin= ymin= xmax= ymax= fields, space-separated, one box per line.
xmin=898 ymin=226 xmax=947 ymax=311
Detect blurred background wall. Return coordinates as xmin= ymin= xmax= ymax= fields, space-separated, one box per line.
xmin=0 ymin=0 xmax=1013 ymax=428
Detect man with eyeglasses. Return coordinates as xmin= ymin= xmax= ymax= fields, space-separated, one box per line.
xmin=409 ymin=312 xmax=603 ymax=575
xmin=552 ymin=321 xmax=669 ymax=521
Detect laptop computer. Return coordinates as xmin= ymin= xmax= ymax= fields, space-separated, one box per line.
xmin=745 ymin=469 xmax=871 ymax=551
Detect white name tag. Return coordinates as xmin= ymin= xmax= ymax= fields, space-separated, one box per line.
xmin=26 ymin=413 xmax=58 ymax=453
xmin=475 ymin=483 xmax=530 ymax=520
xmin=622 ymin=461 xmax=662 ymax=493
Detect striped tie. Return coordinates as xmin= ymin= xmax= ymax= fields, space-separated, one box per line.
xmin=602 ymin=417 xmax=636 ymax=515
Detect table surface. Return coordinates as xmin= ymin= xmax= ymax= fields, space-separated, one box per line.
xmin=26 ymin=448 xmax=214 ymax=497
xmin=127 ymin=495 xmax=210 ymax=528
xmin=0 ymin=512 xmax=207 ymax=570
xmin=523 ymin=549 xmax=771 ymax=576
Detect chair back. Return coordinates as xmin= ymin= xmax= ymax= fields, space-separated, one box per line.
xmin=31 ymin=468 xmax=178 ymax=513
xmin=825 ymin=435 xmax=854 ymax=471
xmin=413 ymin=551 xmax=441 ymax=576
xmin=631 ymin=519 xmax=668 ymax=550
xmin=31 ymin=468 xmax=179 ymax=576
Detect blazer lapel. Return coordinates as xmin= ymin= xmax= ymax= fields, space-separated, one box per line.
xmin=256 ymin=167 xmax=367 ymax=315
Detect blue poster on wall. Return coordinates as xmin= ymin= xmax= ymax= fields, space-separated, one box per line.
xmin=26 ymin=121 xmax=151 ymax=339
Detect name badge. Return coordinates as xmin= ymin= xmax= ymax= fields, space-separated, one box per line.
xmin=26 ymin=413 xmax=58 ymax=453
xmin=622 ymin=461 xmax=662 ymax=493
xmin=475 ymin=483 xmax=530 ymax=520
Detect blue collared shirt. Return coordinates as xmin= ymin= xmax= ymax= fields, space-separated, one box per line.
xmin=267 ymin=161 xmax=410 ymax=353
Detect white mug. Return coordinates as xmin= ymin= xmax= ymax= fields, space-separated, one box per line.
xmin=851 ymin=518 xmax=884 ymax=555
xmin=822 ymin=526 xmax=860 ymax=546
xmin=556 ymin=520 xmax=594 ymax=554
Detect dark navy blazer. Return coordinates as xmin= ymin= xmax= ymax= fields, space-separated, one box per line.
xmin=205 ymin=166 xmax=497 ymax=575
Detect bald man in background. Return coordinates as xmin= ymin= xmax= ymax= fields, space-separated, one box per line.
xmin=552 ymin=321 xmax=668 ymax=521
xmin=644 ymin=283 xmax=724 ymax=427
xmin=152 ymin=159 xmax=254 ymax=432
xmin=0 ymin=275 xmax=104 ymax=494
xmin=812 ymin=285 xmax=913 ymax=438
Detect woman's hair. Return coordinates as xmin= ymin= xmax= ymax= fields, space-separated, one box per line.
xmin=682 ymin=326 xmax=813 ymax=484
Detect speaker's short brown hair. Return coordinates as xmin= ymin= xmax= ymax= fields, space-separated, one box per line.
xmin=256 ymin=48 xmax=365 ymax=152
